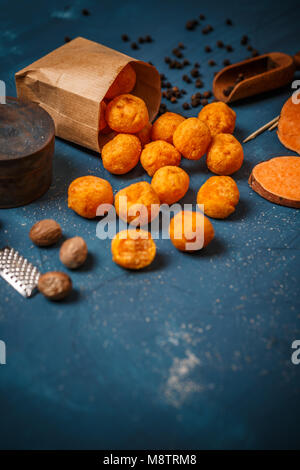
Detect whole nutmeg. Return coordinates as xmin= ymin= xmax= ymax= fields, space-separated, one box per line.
xmin=38 ymin=271 xmax=72 ymax=301
xmin=59 ymin=236 xmax=88 ymax=269
xmin=30 ymin=219 xmax=62 ymax=246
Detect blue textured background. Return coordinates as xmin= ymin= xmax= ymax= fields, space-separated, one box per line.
xmin=0 ymin=0 xmax=299 ymax=450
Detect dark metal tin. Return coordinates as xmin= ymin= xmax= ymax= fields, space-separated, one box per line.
xmin=0 ymin=97 xmax=55 ymax=208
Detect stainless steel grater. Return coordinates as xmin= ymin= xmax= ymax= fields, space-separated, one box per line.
xmin=0 ymin=247 xmax=41 ymax=298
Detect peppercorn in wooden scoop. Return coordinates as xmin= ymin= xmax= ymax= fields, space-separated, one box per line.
xmin=213 ymin=52 xmax=300 ymax=103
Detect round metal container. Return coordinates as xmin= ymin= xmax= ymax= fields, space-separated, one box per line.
xmin=0 ymin=97 xmax=55 ymax=208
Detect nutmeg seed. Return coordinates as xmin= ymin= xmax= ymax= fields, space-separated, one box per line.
xmin=29 ymin=219 xmax=62 ymax=246
xmin=59 ymin=236 xmax=88 ymax=269
xmin=38 ymin=271 xmax=72 ymax=300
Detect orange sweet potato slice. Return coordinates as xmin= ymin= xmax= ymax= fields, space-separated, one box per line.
xmin=277 ymin=97 xmax=300 ymax=155
xmin=249 ymin=156 xmax=300 ymax=208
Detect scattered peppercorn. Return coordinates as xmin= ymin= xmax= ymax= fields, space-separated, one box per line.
xmin=201 ymin=98 xmax=208 ymax=106
xmin=217 ymin=40 xmax=224 ymax=48
xmin=223 ymin=59 xmax=231 ymax=66
xmin=82 ymin=8 xmax=90 ymax=16
xmin=208 ymin=59 xmax=216 ymax=66
xmin=165 ymin=56 xmax=171 ymax=64
xmin=247 ymin=45 xmax=253 ymax=51
xmin=241 ymin=35 xmax=248 ymax=45
xmin=182 ymin=102 xmax=190 ymax=110
xmin=131 ymin=42 xmax=138 ymax=50
xmin=199 ymin=14 xmax=205 ymax=20
xmin=191 ymin=68 xmax=200 ymax=77
xmin=226 ymin=45 xmax=233 ymax=52
xmin=202 ymin=25 xmax=213 ymax=34
xmin=183 ymin=59 xmax=190 ymax=66
xmin=145 ymin=35 xmax=153 ymax=42
xmin=64 ymin=36 xmax=71 ymax=43
xmin=194 ymin=62 xmax=200 ymax=68
xmin=223 ymin=86 xmax=234 ymax=97
xmin=159 ymin=103 xmax=167 ymax=114
xmin=203 ymin=90 xmax=212 ymax=98
xmin=121 ymin=34 xmax=129 ymax=42
xmin=226 ymin=18 xmax=233 ymax=25
xmin=178 ymin=42 xmax=185 ymax=49
xmin=138 ymin=37 xmax=145 ymax=44
xmin=191 ymin=97 xmax=200 ymax=107
xmin=252 ymin=50 xmax=259 ymax=57
xmin=205 ymin=45 xmax=212 ymax=53
xmin=195 ymin=78 xmax=204 ymax=88
xmin=186 ymin=19 xmax=198 ymax=30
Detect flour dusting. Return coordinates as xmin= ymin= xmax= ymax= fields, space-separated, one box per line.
xmin=165 ymin=350 xmax=203 ymax=407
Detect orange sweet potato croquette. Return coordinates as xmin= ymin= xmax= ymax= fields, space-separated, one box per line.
xmin=68 ymin=176 xmax=113 ymax=219
xmin=197 ymin=176 xmax=239 ymax=219
xmin=277 ymin=96 xmax=300 ymax=155
xmin=151 ymin=112 xmax=185 ymax=144
xmin=151 ymin=166 xmax=189 ymax=205
xmin=173 ymin=117 xmax=211 ymax=160
xmin=115 ymin=181 xmax=160 ymax=226
xmin=136 ymin=122 xmax=152 ymax=147
xmin=206 ymin=133 xmax=243 ymax=175
xmin=101 ymin=134 xmax=141 ymax=175
xmin=198 ymin=102 xmax=236 ymax=137
xmin=111 ymin=229 xmax=156 ymax=270
xmin=105 ymin=64 xmax=137 ymax=100
xmin=140 ymin=140 xmax=181 ymax=176
xmin=169 ymin=211 xmax=214 ymax=252
xmin=105 ymin=94 xmax=149 ymax=134
xmin=99 ymin=101 xmax=107 ymax=131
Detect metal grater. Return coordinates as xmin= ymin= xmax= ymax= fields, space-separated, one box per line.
xmin=0 ymin=247 xmax=41 ymax=298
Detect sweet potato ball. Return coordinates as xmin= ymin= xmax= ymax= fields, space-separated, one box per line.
xmin=173 ymin=117 xmax=211 ymax=160
xmin=105 ymin=93 xmax=149 ymax=134
xmin=101 ymin=134 xmax=141 ymax=175
xmin=197 ymin=176 xmax=239 ymax=219
xmin=111 ymin=229 xmax=156 ymax=270
xmin=68 ymin=176 xmax=113 ymax=219
xmin=140 ymin=140 xmax=181 ymax=176
xmin=151 ymin=166 xmax=189 ymax=205
xmin=105 ymin=64 xmax=137 ymax=100
xmin=136 ymin=122 xmax=152 ymax=147
xmin=169 ymin=210 xmax=214 ymax=252
xmin=151 ymin=112 xmax=185 ymax=144
xmin=198 ymin=102 xmax=236 ymax=136
xmin=206 ymin=133 xmax=244 ymax=175
xmin=115 ymin=181 xmax=160 ymax=226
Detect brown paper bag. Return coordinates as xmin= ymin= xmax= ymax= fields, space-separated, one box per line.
xmin=15 ymin=37 xmax=161 ymax=152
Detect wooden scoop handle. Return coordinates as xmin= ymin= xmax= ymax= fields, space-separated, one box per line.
xmin=294 ymin=52 xmax=300 ymax=70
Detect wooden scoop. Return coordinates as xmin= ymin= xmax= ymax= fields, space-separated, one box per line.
xmin=213 ymin=52 xmax=300 ymax=103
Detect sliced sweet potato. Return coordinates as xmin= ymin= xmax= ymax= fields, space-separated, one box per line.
xmin=277 ymin=97 xmax=300 ymax=155
xmin=249 ymin=156 xmax=300 ymax=208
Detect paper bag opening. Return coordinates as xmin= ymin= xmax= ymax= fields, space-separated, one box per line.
xmin=15 ymin=37 xmax=161 ymax=153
